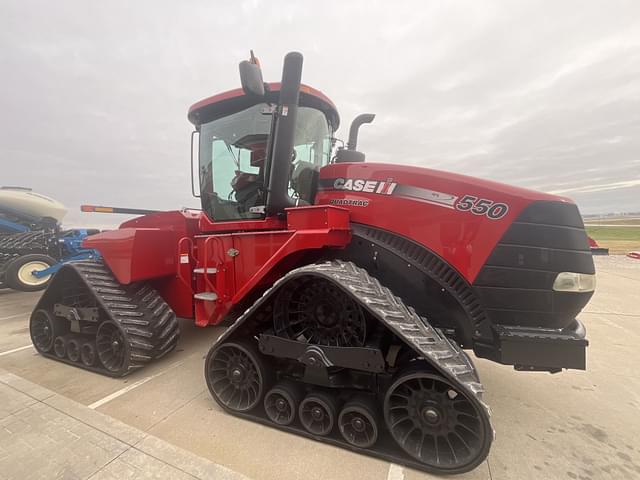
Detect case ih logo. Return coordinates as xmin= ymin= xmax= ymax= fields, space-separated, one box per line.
xmin=333 ymin=178 xmax=398 ymax=195
xmin=323 ymin=177 xmax=510 ymax=220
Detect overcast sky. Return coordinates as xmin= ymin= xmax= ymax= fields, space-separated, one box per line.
xmin=1 ymin=0 xmax=639 ymax=227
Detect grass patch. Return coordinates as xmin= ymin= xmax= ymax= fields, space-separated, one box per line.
xmin=584 ymin=217 xmax=640 ymax=226
xmin=586 ymin=226 xmax=640 ymax=254
xmin=586 ymin=226 xmax=640 ymax=241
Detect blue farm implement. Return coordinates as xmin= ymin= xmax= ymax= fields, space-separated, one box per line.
xmin=0 ymin=187 xmax=99 ymax=291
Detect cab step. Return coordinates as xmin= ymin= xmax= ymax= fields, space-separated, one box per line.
xmin=194 ymin=267 xmax=218 ymax=274
xmin=194 ymin=292 xmax=218 ymax=301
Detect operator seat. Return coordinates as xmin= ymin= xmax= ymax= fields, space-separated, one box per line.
xmin=291 ymin=161 xmax=319 ymax=204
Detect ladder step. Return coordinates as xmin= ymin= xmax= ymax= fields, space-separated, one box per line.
xmin=193 ymin=267 xmax=218 ymax=274
xmin=194 ymin=292 xmax=218 ymax=301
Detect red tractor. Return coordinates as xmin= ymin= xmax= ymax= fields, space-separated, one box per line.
xmin=30 ymin=52 xmax=595 ymax=474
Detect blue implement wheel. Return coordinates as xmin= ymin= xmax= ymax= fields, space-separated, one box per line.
xmin=5 ymin=254 xmax=56 ymax=291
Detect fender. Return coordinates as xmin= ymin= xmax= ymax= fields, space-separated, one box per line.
xmin=316 ymin=162 xmax=573 ymax=282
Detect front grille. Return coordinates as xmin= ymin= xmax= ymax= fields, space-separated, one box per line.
xmin=473 ymin=201 xmax=594 ymax=329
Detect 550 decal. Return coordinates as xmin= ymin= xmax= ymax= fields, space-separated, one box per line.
xmin=455 ymin=195 xmax=509 ymax=219
xmin=322 ymin=177 xmax=510 ymax=219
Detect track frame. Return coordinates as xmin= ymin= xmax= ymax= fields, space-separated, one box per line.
xmin=207 ymin=260 xmax=494 ymax=474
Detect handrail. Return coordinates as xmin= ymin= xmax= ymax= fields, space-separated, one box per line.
xmin=176 ymin=237 xmax=193 ymax=286
xmin=212 ymin=236 xmax=227 ymax=299
xmin=202 ymin=236 xmax=217 ymax=295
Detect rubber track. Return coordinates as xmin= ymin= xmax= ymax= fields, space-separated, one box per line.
xmin=33 ymin=260 xmax=180 ymax=377
xmin=214 ymin=260 xmax=493 ymax=474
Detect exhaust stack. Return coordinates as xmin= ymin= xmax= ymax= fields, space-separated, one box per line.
xmin=347 ymin=113 xmax=376 ymax=151
xmin=335 ymin=113 xmax=376 ymax=163
xmin=265 ymin=52 xmax=304 ymax=215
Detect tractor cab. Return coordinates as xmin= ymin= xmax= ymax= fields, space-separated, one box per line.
xmin=189 ymin=76 xmax=340 ymax=223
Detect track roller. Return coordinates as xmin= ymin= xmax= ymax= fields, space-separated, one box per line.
xmin=29 ymin=261 xmax=180 ymax=377
xmin=81 ymin=342 xmax=97 ymax=367
xmin=96 ymin=321 xmax=128 ymax=374
xmin=30 ymin=309 xmax=66 ymax=354
xmin=299 ymin=392 xmax=338 ymax=436
xmin=205 ymin=340 xmax=270 ymax=412
xmin=67 ymin=337 xmax=82 ymax=363
xmin=205 ymin=261 xmax=493 ymax=474
xmin=264 ymin=381 xmax=303 ymax=426
xmin=338 ymin=396 xmax=380 ymax=448
xmin=274 ymin=277 xmax=367 ymax=347
xmin=53 ymin=336 xmax=67 ymax=359
xmin=384 ymin=370 xmax=491 ymax=472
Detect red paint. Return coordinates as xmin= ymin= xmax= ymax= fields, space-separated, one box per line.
xmin=188 ymin=82 xmax=337 ymax=118
xmin=192 ymin=205 xmax=350 ymax=326
xmin=81 ymin=84 xmax=585 ymax=331
xmin=83 ymin=228 xmax=177 ymax=284
xmin=83 ymin=210 xmax=202 ymax=318
xmin=119 ymin=209 xmax=202 ymax=233
xmin=316 ymin=162 xmax=570 ymax=282
xmin=193 ymin=234 xmax=236 ymax=326
xmin=199 ymin=215 xmax=286 ymax=234
xmin=83 ymin=157 xmax=578 ymax=327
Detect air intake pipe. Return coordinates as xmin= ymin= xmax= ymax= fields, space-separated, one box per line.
xmin=265 ymin=52 xmax=303 ymax=215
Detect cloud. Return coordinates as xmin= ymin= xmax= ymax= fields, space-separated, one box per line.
xmin=549 ymin=179 xmax=640 ymax=195
xmin=1 ymin=0 xmax=639 ymax=226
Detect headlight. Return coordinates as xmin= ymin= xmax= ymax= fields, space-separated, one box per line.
xmin=552 ymin=272 xmax=596 ymax=292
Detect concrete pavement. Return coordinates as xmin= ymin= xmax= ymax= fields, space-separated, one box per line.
xmin=0 ymin=370 xmax=248 ymax=480
xmin=0 ymin=255 xmax=639 ymax=479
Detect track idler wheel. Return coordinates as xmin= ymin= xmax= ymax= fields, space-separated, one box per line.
xmin=384 ymin=371 xmax=492 ymax=472
xmin=81 ymin=342 xmax=97 ymax=367
xmin=30 ymin=309 xmax=65 ymax=354
xmin=96 ymin=321 xmax=128 ymax=374
xmin=53 ymin=336 xmax=67 ymax=359
xmin=274 ymin=277 xmax=367 ymax=347
xmin=264 ymin=381 xmax=303 ymax=426
xmin=205 ymin=340 xmax=270 ymax=412
xmin=338 ymin=396 xmax=380 ymax=448
xmin=67 ymin=337 xmax=81 ymax=363
xmin=299 ymin=392 xmax=338 ymax=436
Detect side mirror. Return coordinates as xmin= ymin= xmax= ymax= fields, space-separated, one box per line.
xmin=239 ymin=52 xmax=265 ymax=97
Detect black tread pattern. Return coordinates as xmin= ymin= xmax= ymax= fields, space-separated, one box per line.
xmin=223 ymin=260 xmax=489 ymax=403
xmin=32 ymin=260 xmax=179 ymax=376
xmin=214 ymin=260 xmax=494 ymax=474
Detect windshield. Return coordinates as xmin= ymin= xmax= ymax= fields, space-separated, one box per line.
xmin=199 ymin=103 xmax=332 ymax=222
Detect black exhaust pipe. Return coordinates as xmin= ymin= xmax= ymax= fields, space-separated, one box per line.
xmin=266 ymin=52 xmax=303 ymax=215
xmin=334 ymin=113 xmax=376 ymax=163
xmin=347 ymin=113 xmax=375 ymax=151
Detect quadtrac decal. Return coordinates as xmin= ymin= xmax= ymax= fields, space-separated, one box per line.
xmin=319 ymin=178 xmax=509 ymax=220
xmin=329 ymin=198 xmax=370 ymax=207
